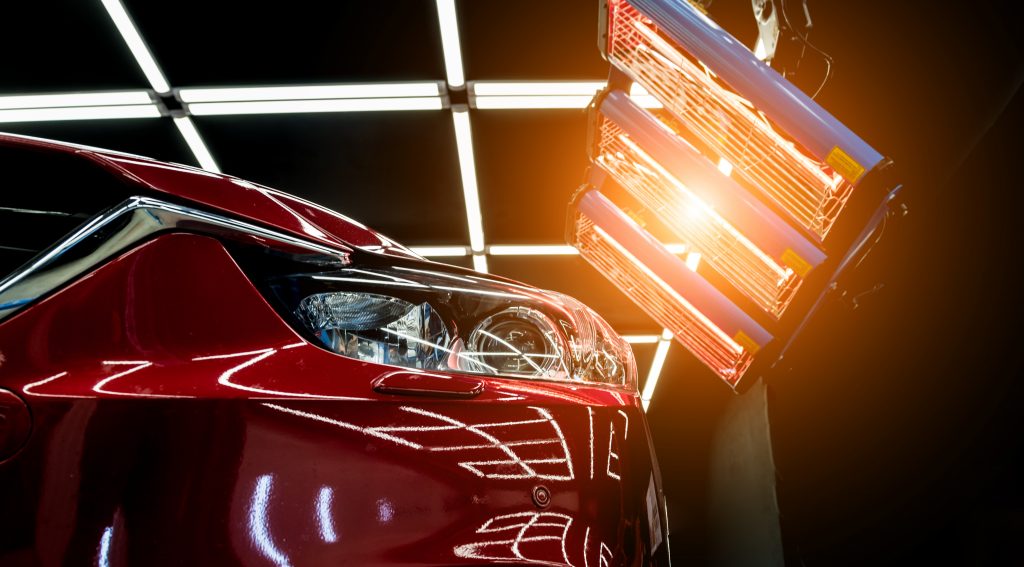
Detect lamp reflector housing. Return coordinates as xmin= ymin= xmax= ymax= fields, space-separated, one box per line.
xmin=603 ymin=0 xmax=885 ymax=239
xmin=594 ymin=90 xmax=826 ymax=317
xmin=569 ymin=189 xmax=771 ymax=385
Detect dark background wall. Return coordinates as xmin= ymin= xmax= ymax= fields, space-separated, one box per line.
xmin=647 ymin=1 xmax=1024 ymax=564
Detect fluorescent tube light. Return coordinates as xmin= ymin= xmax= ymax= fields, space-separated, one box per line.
xmin=472 ymin=81 xmax=606 ymax=96
xmin=469 ymin=81 xmax=663 ymax=110
xmin=99 ymin=0 xmax=171 ymax=93
xmin=178 ymin=83 xmax=442 ymax=103
xmin=173 ymin=117 xmax=220 ymax=173
xmin=488 ymin=245 xmax=579 ymax=256
xmin=0 ymin=105 xmax=160 ymax=123
xmin=187 ymin=98 xmax=443 ymax=116
xmin=472 ymin=254 xmax=489 ymax=274
xmin=0 ymin=91 xmax=152 ymax=110
xmin=410 ymin=246 xmax=470 ymax=257
xmin=474 ymin=94 xmax=663 ymax=110
xmin=472 ymin=81 xmax=605 ymax=109
xmin=641 ymin=330 xmax=673 ymax=411
xmin=452 ymin=109 xmax=486 ymax=253
xmin=473 ymin=95 xmax=597 ymax=110
xmin=435 ymin=0 xmax=466 ymax=88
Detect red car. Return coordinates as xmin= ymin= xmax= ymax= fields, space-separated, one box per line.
xmin=0 ymin=133 xmax=669 ymax=566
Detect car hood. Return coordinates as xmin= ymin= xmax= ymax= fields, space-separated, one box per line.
xmin=0 ymin=132 xmax=422 ymax=260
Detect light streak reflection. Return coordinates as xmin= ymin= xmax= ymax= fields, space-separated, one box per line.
xmin=588 ymin=407 xmax=595 ymax=480
xmin=599 ymin=542 xmax=613 ymax=567
xmin=316 ymin=486 xmax=338 ymax=543
xmin=98 ymin=526 xmax=113 ymax=567
xmin=94 ymin=361 xmax=158 ymax=396
xmin=193 ymin=346 xmax=363 ymax=400
xmin=606 ymin=421 xmax=621 ymax=481
xmin=249 ymin=474 xmax=291 ymax=567
xmin=454 ymin=512 xmax=575 ymax=565
xmin=263 ymin=404 xmax=574 ymax=481
xmin=23 ymin=371 xmax=76 ymax=398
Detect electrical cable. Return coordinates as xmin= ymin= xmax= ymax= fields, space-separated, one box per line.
xmin=778 ymin=0 xmax=833 ymax=98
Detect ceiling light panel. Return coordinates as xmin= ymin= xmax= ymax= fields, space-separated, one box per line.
xmin=642 ymin=330 xmax=673 ymax=411
xmin=451 ymin=109 xmax=486 ymax=253
xmin=99 ymin=0 xmax=171 ymax=93
xmin=172 ymin=117 xmax=220 ymax=172
xmin=410 ymin=246 xmax=470 ymax=257
xmin=435 ymin=0 xmax=466 ymax=88
xmin=187 ymin=98 xmax=444 ymax=116
xmin=488 ymin=245 xmax=579 ymax=256
xmin=472 ymin=81 xmax=606 ymax=96
xmin=0 ymin=91 xmax=153 ymax=110
xmin=178 ymin=83 xmax=444 ymax=103
xmin=0 ymin=105 xmax=161 ymax=123
xmin=469 ymin=81 xmax=663 ymax=110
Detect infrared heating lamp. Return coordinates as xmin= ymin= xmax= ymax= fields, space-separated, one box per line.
xmin=570 ymin=188 xmax=771 ymax=386
xmin=569 ymin=0 xmax=902 ymax=387
xmin=592 ymin=89 xmax=826 ymax=318
xmin=600 ymin=0 xmax=886 ymax=239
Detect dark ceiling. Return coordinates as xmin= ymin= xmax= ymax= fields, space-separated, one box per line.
xmin=3 ymin=0 xmax=1024 ymax=564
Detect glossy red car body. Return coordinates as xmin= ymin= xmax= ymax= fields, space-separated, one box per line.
xmin=0 ymin=133 xmax=668 ymax=566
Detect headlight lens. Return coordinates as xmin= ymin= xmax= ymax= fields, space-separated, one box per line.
xmin=467 ymin=307 xmax=567 ymax=378
xmin=271 ymin=265 xmax=636 ymax=389
xmin=296 ymin=292 xmax=450 ymax=370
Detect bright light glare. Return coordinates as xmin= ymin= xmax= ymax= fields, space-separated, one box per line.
xmin=99 ymin=0 xmax=171 ymax=93
xmin=179 ymin=83 xmax=442 ymax=103
xmin=488 ymin=245 xmax=579 ymax=256
xmin=0 ymin=105 xmax=160 ymax=123
xmin=642 ymin=330 xmax=673 ymax=411
xmin=452 ymin=110 xmax=486 ymax=254
xmin=592 ymin=224 xmax=743 ymax=355
xmin=0 ymin=91 xmax=152 ymax=110
xmin=628 ymin=83 xmax=663 ymax=109
xmin=717 ymin=158 xmax=734 ymax=177
xmin=685 ymin=251 xmax=702 ymax=272
xmin=173 ymin=117 xmax=220 ymax=172
xmin=188 ymin=98 xmax=443 ymax=116
xmin=435 ymin=0 xmax=466 ymax=88
xmin=753 ymin=36 xmax=769 ymax=61
xmin=410 ymin=246 xmax=469 ymax=257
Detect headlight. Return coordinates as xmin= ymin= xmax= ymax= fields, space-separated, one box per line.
xmin=268 ymin=264 xmax=636 ymax=389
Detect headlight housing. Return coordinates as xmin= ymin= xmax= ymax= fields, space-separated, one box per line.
xmin=267 ymin=264 xmax=636 ymax=390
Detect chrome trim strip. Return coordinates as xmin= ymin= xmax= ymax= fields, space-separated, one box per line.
xmin=0 ymin=196 xmax=350 ymax=322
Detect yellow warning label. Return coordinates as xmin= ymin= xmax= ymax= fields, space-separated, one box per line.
xmin=733 ymin=330 xmax=762 ymax=355
xmin=826 ymin=146 xmax=866 ymax=183
xmin=781 ymin=248 xmax=813 ymax=278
